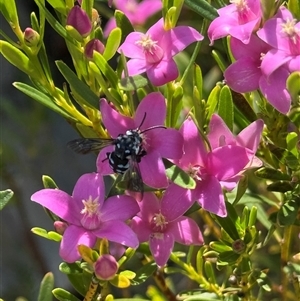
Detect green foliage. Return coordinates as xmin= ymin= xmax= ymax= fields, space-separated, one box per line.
xmin=0 ymin=189 xmax=14 ymax=210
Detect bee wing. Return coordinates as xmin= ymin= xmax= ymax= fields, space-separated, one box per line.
xmin=67 ymin=138 xmax=113 ymax=154
xmin=126 ymin=155 xmax=144 ymax=196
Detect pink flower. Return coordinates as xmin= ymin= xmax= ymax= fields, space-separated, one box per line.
xmin=104 ymin=0 xmax=162 ymax=37
xmin=31 ymin=173 xmax=139 ymax=263
xmin=131 ymin=185 xmax=203 ymax=267
xmin=174 ymin=117 xmax=263 ymax=217
xmin=224 ymin=35 xmax=292 ymax=114
xmin=96 ymin=92 xmax=183 ymax=189
xmin=208 ymin=0 xmax=262 ymax=44
xmin=257 ymin=6 xmax=300 ymax=76
xmin=66 ymin=6 xmax=92 ymax=37
xmin=118 ymin=18 xmax=203 ymax=86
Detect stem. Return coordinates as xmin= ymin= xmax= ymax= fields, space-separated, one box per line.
xmin=281 ymin=225 xmax=293 ymax=301
xmin=153 ymin=269 xmax=177 ymax=301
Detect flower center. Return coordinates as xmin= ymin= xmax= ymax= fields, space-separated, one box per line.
xmin=230 ymin=0 xmax=248 ymax=13
xmin=135 ymin=34 xmax=164 ymax=64
xmin=281 ymin=18 xmax=300 ymax=44
xmin=80 ymin=195 xmax=101 ymax=229
xmin=125 ymin=0 xmax=136 ymax=13
xmin=152 ymin=212 xmax=167 ymax=231
xmin=186 ymin=164 xmax=202 ymax=181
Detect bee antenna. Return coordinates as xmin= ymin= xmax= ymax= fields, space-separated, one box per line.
xmin=141 ymin=125 xmax=167 ymax=133
xmin=137 ymin=112 xmax=147 ymax=130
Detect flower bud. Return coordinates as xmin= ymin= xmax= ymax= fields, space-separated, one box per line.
xmin=66 ymin=6 xmax=92 ymax=37
xmin=84 ymin=38 xmax=105 ymax=59
xmin=94 ymin=254 xmax=118 ymax=280
xmin=92 ymin=8 xmax=101 ymax=27
xmin=24 ymin=27 xmax=40 ymax=47
xmin=54 ymin=221 xmax=68 ymax=235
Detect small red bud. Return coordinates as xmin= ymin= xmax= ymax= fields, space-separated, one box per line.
xmin=66 ymin=6 xmax=92 ymax=37
xmin=24 ymin=27 xmax=40 ymax=47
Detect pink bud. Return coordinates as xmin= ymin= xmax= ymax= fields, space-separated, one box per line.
xmin=66 ymin=6 xmax=92 ymax=37
xmin=24 ymin=27 xmax=40 ymax=46
xmin=54 ymin=221 xmax=68 ymax=235
xmin=94 ymin=254 xmax=118 ymax=280
xmin=84 ymin=38 xmax=105 ymax=59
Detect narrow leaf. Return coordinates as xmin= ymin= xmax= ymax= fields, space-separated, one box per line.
xmin=218 ymin=85 xmax=233 ymax=131
xmin=38 ymin=272 xmax=54 ymax=301
xmin=0 ymin=189 xmax=14 ymax=210
xmin=131 ymin=262 xmax=157 ymax=285
xmin=52 ymin=288 xmax=81 ymax=301
xmin=119 ymin=75 xmax=148 ymax=91
xmin=114 ymin=10 xmax=134 ymax=43
xmin=104 ymin=27 xmax=121 ymax=61
xmin=184 ymin=0 xmax=218 ymax=20
xmin=0 ymin=0 xmax=19 ymax=26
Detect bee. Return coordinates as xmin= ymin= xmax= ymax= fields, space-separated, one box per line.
xmin=67 ymin=113 xmax=165 ymax=195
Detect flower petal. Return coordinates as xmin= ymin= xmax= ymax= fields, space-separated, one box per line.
xmin=72 ymin=173 xmax=105 ymax=208
xmin=31 ymin=189 xmax=81 ymax=225
xmin=137 ymin=192 xmax=160 ymax=222
xmin=134 ymin=92 xmax=166 ymax=129
xmin=100 ymin=98 xmax=135 ymax=138
xmin=100 ymin=194 xmax=139 ymax=222
xmin=179 ymin=118 xmax=207 ymax=167
xmin=126 ymin=58 xmax=148 ymax=76
xmin=208 ymin=114 xmax=235 ymax=149
xmin=147 ymin=59 xmax=178 ymax=86
xmin=118 ymin=32 xmax=146 ymax=59
xmin=131 ymin=216 xmax=153 ymax=242
xmin=93 ymin=220 xmax=139 ymax=248
xmin=193 ymin=175 xmax=227 ymax=217
xmin=139 ymin=150 xmax=168 ymax=188
xmin=96 ymin=146 xmax=115 ymax=175
xmin=168 ymin=216 xmax=203 ymax=245
xmin=147 ymin=128 xmax=183 ymax=159
xmin=149 ymin=232 xmax=174 ymax=267
xmin=60 ymin=225 xmax=96 ymax=263
xmin=207 ymin=145 xmax=250 ymax=180
xmin=161 ymin=184 xmax=194 ymax=221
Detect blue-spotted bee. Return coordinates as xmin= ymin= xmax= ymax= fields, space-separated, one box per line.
xmin=67 ymin=114 xmax=165 ymax=195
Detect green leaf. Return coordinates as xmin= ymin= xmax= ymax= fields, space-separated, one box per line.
xmin=110 ymin=274 xmax=131 ymax=288
xmin=119 ymin=75 xmax=148 ymax=91
xmin=115 ymin=10 xmax=134 ymax=43
xmin=59 ymin=262 xmax=83 ymax=275
xmin=131 ymin=262 xmax=157 ymax=285
xmin=267 ymin=181 xmax=294 ymax=192
xmin=232 ymin=91 xmax=257 ymax=123
xmin=269 ymin=145 xmax=299 ymax=170
xmin=46 ymin=0 xmax=67 ymax=14
xmin=286 ymin=132 xmax=299 ymax=158
xmin=13 ymin=82 xmax=75 ymax=120
xmin=288 ymin=0 xmax=300 ymax=19
xmin=0 ymin=0 xmax=19 ymax=26
xmin=42 ymin=175 xmax=58 ymax=189
xmin=277 ymin=199 xmax=299 ymax=226
xmin=52 ymin=288 xmax=81 ymax=301
xmin=31 ymin=227 xmax=62 ymax=241
xmin=56 ymin=61 xmax=99 ymax=109
xmin=0 ymin=189 xmax=14 ymax=210
xmin=93 ymin=52 xmax=119 ymax=88
xmin=209 ymin=241 xmax=232 ymax=253
xmin=255 ymin=167 xmax=291 ymax=181
xmin=0 ymin=41 xmax=37 ymax=77
xmin=38 ymin=272 xmax=54 ymax=301
xmin=184 ymin=0 xmax=218 ymax=20
xmin=206 ymin=85 xmax=220 ymax=123
xmin=104 ymin=27 xmax=121 ymax=61
xmin=232 ymin=175 xmax=248 ymax=205
xmin=163 ymin=158 xmax=196 ymax=189
xmin=218 ymin=251 xmax=240 ymax=265
xmin=218 ymin=85 xmax=233 ymax=131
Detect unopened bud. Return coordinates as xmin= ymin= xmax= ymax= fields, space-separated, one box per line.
xmin=92 ymin=8 xmax=101 ymax=27
xmin=84 ymin=38 xmax=105 ymax=59
xmin=24 ymin=27 xmax=40 ymax=47
xmin=94 ymin=254 xmax=118 ymax=280
xmin=54 ymin=221 xmax=68 ymax=235
xmin=66 ymin=6 xmax=92 ymax=37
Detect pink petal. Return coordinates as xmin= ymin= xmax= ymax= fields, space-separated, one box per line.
xmin=131 ymin=216 xmax=153 ymax=242
xmin=93 ymin=220 xmax=139 ymax=248
xmin=207 ymin=145 xmax=251 ymax=180
xmin=135 ymin=0 xmax=162 ymax=22
xmin=103 ymin=18 xmax=116 ymax=37
xmin=147 ymin=59 xmax=178 ymax=86
xmin=193 ymin=175 xmax=227 ymax=217
xmin=168 ymin=216 xmax=203 ymax=245
xmin=72 ymin=173 xmax=105 ymax=208
xmin=139 ymin=150 xmax=168 ymax=188
xmin=179 ymin=118 xmax=207 ymax=168
xmin=259 ymin=69 xmax=291 ymax=114
xmin=100 ymin=194 xmax=139 ymax=222
xmin=208 ymin=114 xmax=235 ymax=149
xmin=134 ymin=92 xmax=166 ymax=129
xmin=118 ymin=32 xmax=146 ymax=59
xmin=100 ymin=98 xmax=135 ymax=138
xmin=229 ymin=18 xmax=260 ymax=44
xmin=147 ymin=128 xmax=183 ymax=159
xmin=147 ymin=18 xmax=166 ymax=43
xmin=224 ymin=57 xmax=261 ymax=93
xmin=236 ymin=119 xmax=264 ymax=151
xmin=167 ymin=26 xmax=203 ymax=56
xmin=138 ymin=192 xmax=160 ymax=223
xmin=161 ymin=184 xmax=194 ymax=221
xmin=126 ymin=58 xmax=148 ymax=76
xmin=60 ymin=226 xmax=96 ymax=262
xmin=149 ymin=232 xmax=174 ymax=267
xmin=208 ymin=16 xmax=237 ymax=44
xmin=31 ymin=189 xmax=81 ymax=225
